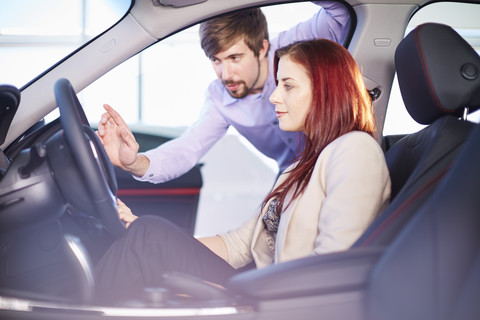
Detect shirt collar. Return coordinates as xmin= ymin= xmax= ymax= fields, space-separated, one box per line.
xmin=222 ymin=87 xmax=264 ymax=106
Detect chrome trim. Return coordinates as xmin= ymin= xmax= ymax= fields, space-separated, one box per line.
xmin=0 ymin=295 xmax=253 ymax=317
xmin=64 ymin=234 xmax=95 ymax=289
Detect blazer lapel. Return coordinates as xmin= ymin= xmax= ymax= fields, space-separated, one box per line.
xmin=250 ymin=213 xmax=275 ymax=268
xmin=274 ymin=192 xmax=300 ymax=262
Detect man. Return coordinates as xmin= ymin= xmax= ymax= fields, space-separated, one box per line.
xmin=97 ymin=2 xmax=350 ymax=183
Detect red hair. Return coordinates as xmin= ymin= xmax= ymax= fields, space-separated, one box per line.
xmin=263 ymin=39 xmax=376 ymax=215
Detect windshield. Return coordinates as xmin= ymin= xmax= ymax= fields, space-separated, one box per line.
xmin=0 ymin=0 xmax=131 ymax=89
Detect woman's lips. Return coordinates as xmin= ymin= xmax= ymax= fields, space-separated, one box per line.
xmin=276 ymin=111 xmax=287 ymax=118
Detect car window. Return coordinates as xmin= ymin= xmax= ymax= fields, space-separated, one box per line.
xmin=0 ymin=0 xmax=131 ymax=89
xmin=383 ymin=2 xmax=480 ymax=136
xmin=79 ymin=2 xmax=320 ymax=135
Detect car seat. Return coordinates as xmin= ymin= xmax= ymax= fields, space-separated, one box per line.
xmin=353 ymin=22 xmax=480 ymax=248
xmin=364 ymin=22 xmax=480 ymax=320
xmin=368 ymin=121 xmax=480 ymax=320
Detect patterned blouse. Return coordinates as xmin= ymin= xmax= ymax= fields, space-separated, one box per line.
xmin=262 ymin=198 xmax=280 ymax=233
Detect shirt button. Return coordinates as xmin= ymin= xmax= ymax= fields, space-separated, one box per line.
xmin=272 ymin=120 xmax=278 ymax=125
xmin=149 ymin=174 xmax=154 ymax=177
xmin=288 ymin=138 xmax=292 ymax=143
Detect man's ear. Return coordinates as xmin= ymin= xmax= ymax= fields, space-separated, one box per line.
xmin=259 ymin=39 xmax=269 ymax=59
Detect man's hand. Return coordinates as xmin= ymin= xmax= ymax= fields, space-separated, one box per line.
xmin=96 ymin=104 xmax=148 ymax=176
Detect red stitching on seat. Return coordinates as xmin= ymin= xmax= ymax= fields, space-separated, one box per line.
xmin=358 ymin=165 xmax=451 ymax=247
xmin=415 ymin=26 xmax=450 ymax=114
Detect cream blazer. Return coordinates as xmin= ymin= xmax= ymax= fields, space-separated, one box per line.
xmin=219 ymin=131 xmax=391 ymax=269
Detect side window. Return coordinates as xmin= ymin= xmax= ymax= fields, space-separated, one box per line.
xmin=79 ymin=2 xmax=320 ymax=132
xmin=383 ymin=2 xmax=480 ymax=136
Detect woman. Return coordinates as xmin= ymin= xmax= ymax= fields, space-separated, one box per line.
xmin=94 ymin=39 xmax=391 ymax=304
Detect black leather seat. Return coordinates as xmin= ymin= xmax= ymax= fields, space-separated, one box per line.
xmin=365 ymin=22 xmax=480 ymax=320
xmin=367 ymin=113 xmax=480 ymax=320
xmin=353 ymin=22 xmax=480 ymax=248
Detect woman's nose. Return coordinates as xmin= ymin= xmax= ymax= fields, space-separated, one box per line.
xmin=269 ymin=86 xmax=280 ymax=104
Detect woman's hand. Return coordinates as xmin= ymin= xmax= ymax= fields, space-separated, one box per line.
xmin=117 ymin=198 xmax=138 ymax=228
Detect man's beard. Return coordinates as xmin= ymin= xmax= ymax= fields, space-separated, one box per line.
xmin=222 ymin=58 xmax=261 ymax=99
xmin=223 ymin=80 xmax=249 ymax=99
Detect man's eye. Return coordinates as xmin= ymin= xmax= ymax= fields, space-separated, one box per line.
xmin=284 ymin=84 xmax=292 ymax=90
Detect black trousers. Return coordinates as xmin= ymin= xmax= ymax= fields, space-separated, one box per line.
xmin=94 ymin=215 xmax=239 ymax=305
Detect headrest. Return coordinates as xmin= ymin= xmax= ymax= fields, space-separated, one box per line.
xmin=395 ymin=23 xmax=480 ymax=125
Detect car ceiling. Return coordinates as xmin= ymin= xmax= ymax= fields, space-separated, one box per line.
xmin=130 ymin=0 xmax=425 ymax=40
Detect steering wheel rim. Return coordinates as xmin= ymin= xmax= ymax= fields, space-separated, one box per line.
xmin=69 ymin=85 xmax=118 ymax=196
xmin=54 ymin=78 xmax=125 ymax=238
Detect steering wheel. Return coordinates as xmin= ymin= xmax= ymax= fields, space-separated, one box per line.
xmin=54 ymin=78 xmax=125 ymax=238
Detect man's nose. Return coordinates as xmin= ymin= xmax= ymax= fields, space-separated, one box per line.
xmin=221 ymin=63 xmax=233 ymax=80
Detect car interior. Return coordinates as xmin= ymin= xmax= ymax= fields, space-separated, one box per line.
xmin=207 ymin=22 xmax=480 ymax=320
xmin=0 ymin=1 xmax=479 ymax=320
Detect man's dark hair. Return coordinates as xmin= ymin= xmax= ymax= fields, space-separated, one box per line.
xmin=199 ymin=8 xmax=269 ymax=58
